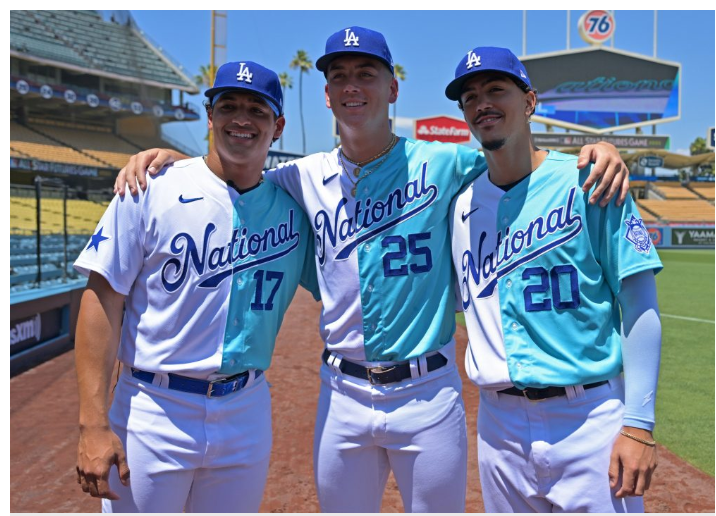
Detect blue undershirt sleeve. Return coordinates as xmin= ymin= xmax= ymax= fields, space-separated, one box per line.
xmin=616 ymin=269 xmax=662 ymax=431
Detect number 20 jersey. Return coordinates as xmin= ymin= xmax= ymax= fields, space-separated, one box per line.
xmin=74 ymin=158 xmax=319 ymax=379
xmin=449 ymin=151 xmax=662 ymax=390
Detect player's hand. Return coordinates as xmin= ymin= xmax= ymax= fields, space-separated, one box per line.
xmin=608 ymin=426 xmax=657 ymax=498
xmin=577 ymin=141 xmax=630 ymax=207
xmin=76 ymin=425 xmax=130 ymax=500
xmin=114 ymin=148 xmax=186 ymax=196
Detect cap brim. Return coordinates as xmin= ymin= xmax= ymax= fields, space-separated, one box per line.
xmin=445 ymin=70 xmax=530 ymax=101
xmin=316 ymin=51 xmax=393 ymax=74
xmin=204 ymin=86 xmax=282 ymax=116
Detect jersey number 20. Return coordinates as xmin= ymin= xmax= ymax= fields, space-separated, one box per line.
xmin=522 ymin=265 xmax=580 ymax=312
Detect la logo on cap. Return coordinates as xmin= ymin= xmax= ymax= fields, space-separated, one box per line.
xmin=344 ymin=28 xmax=359 ymax=47
xmin=236 ymin=63 xmax=253 ymax=84
xmin=466 ymin=51 xmax=481 ymax=70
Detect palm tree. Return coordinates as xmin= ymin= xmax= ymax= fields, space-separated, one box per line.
xmin=278 ymin=72 xmax=293 ymax=151
xmin=289 ymin=50 xmax=313 ymax=154
xmin=194 ymin=64 xmax=217 ymax=89
xmin=392 ymin=64 xmax=406 ymax=134
xmin=195 ymin=64 xmax=218 ymax=149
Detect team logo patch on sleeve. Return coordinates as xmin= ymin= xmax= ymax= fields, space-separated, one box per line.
xmin=624 ymin=215 xmax=651 ymax=253
xmin=86 ymin=227 xmax=110 ymax=252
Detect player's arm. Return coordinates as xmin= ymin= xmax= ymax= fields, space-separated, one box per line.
xmin=576 ymin=141 xmax=630 ymax=207
xmin=114 ymin=148 xmax=188 ymax=195
xmin=75 ymin=272 xmax=130 ymax=500
xmin=457 ymin=141 xmax=629 ymax=206
xmin=609 ymin=270 xmax=661 ymax=498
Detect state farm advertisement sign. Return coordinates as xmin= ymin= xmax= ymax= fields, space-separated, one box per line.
xmin=414 ymin=115 xmax=471 ymax=144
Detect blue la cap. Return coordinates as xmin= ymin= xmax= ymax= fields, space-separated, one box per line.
xmin=205 ymin=61 xmax=283 ymax=116
xmin=316 ymin=27 xmax=394 ymax=75
xmin=445 ymin=47 xmax=532 ymax=101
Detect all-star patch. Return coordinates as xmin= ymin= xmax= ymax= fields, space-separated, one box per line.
xmin=624 ymin=215 xmax=651 ymax=254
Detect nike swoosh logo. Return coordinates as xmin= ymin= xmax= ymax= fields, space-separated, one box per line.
xmin=323 ymin=175 xmax=336 ymax=186
xmin=461 ymin=207 xmax=480 ymax=222
xmin=179 ymin=195 xmax=203 ymax=204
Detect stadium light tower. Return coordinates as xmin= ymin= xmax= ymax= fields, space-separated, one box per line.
xmin=208 ymin=11 xmax=228 ymax=149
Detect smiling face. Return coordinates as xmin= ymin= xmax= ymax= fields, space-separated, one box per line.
xmin=459 ymin=72 xmax=535 ymax=152
xmin=324 ymin=55 xmax=398 ymax=132
xmin=208 ymin=91 xmax=284 ymax=166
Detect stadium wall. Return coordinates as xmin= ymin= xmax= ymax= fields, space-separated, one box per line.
xmin=10 ymin=281 xmax=86 ymax=376
xmin=647 ymin=225 xmax=715 ymax=248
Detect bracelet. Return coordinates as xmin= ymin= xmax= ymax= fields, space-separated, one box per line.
xmin=620 ymin=429 xmax=656 ymax=447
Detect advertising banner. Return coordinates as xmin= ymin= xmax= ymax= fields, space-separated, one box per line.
xmin=414 ymin=116 xmax=471 ymax=144
xmin=10 ymin=309 xmax=63 ymax=355
xmin=671 ymin=227 xmax=715 ymax=247
xmin=532 ymin=133 xmax=670 ymax=150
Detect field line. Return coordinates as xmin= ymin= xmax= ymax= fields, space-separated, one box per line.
xmin=661 ymin=313 xmax=715 ymax=324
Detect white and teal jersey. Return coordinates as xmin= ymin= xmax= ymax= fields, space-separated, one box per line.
xmin=450 ymin=151 xmax=662 ymax=390
xmin=74 ymin=157 xmax=319 ymax=379
xmin=266 ymin=138 xmax=486 ymax=362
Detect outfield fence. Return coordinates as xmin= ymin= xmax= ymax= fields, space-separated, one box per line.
xmin=647 ymin=225 xmax=715 ymax=249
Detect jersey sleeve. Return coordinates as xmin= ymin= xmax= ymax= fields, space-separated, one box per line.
xmin=582 ymin=168 xmax=663 ymax=294
xmin=73 ymin=190 xmax=146 ymax=296
xmin=453 ymin=145 xmax=487 ymax=191
xmin=299 ymin=227 xmax=321 ymax=301
xmin=264 ymin=160 xmax=308 ymax=211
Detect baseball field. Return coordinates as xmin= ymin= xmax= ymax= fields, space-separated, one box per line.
xmin=10 ymin=249 xmax=715 ymax=512
xmin=650 ymin=249 xmax=715 ymax=476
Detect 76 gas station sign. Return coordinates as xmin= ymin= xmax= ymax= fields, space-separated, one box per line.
xmin=579 ymin=10 xmax=616 ymax=45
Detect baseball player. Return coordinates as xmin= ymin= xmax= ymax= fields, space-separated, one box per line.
xmin=113 ymin=28 xmax=632 ymax=513
xmin=445 ymin=46 xmax=662 ymax=512
xmin=74 ymin=61 xmax=319 ymax=513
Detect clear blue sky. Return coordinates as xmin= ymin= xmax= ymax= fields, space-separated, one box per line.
xmin=126 ymin=10 xmax=714 ymax=161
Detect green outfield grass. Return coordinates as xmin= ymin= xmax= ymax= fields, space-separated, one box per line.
xmin=455 ymin=248 xmax=715 ymax=475
xmin=653 ymin=249 xmax=714 ymax=476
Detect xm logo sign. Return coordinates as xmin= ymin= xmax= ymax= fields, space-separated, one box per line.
xmin=236 ymin=63 xmax=253 ymax=84
xmin=10 ymin=314 xmax=41 ymax=346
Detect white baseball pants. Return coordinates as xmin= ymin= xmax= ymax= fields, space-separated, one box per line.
xmin=314 ymin=354 xmax=468 ymax=512
xmin=477 ymin=377 xmax=644 ymax=512
xmin=102 ymin=368 xmax=272 ymax=513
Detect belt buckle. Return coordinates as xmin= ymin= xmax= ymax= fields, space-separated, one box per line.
xmin=206 ymin=376 xmax=239 ymax=398
xmin=522 ymin=388 xmax=546 ymax=402
xmin=367 ymin=365 xmax=395 ymax=385
xmin=206 ymin=378 xmax=221 ymax=398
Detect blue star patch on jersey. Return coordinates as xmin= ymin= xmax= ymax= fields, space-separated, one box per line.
xmin=624 ymin=215 xmax=651 ymax=253
xmin=87 ymin=227 xmax=110 ymax=251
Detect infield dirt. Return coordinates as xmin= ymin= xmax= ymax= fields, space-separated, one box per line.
xmin=10 ymin=288 xmax=714 ymax=512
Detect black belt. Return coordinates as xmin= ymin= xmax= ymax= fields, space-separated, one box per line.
xmin=498 ymin=380 xmax=609 ymax=401
xmin=131 ymin=368 xmax=263 ymax=398
xmin=322 ymin=349 xmax=448 ymax=385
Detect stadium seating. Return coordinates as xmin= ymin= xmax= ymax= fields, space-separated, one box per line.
xmin=11 ymin=10 xmax=193 ymax=89
xmin=689 ymin=182 xmax=715 ymax=201
xmin=650 ymin=182 xmax=700 ymax=200
xmin=638 ymin=199 xmax=715 ymax=223
xmin=11 ymin=121 xmax=107 ymax=167
xmin=31 ymin=124 xmax=138 ymax=169
xmin=10 ymin=196 xmax=109 ymax=236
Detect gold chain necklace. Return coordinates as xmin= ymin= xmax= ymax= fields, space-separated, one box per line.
xmin=339 ymin=135 xmax=398 ymax=196
xmin=341 ymin=134 xmax=398 ymax=178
